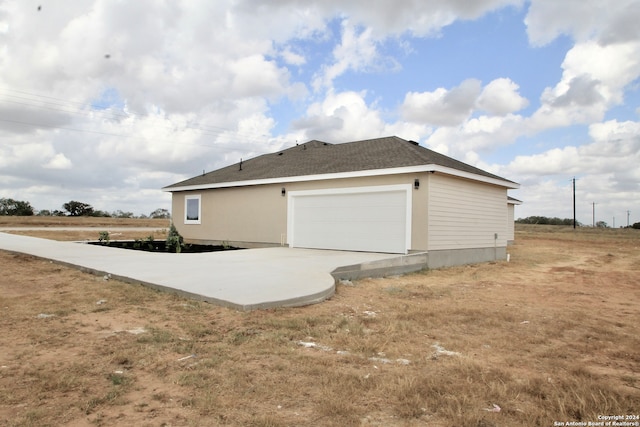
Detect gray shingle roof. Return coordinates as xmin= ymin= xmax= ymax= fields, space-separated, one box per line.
xmin=164 ymin=136 xmax=516 ymax=189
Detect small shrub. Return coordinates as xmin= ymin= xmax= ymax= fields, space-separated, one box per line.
xmin=166 ymin=223 xmax=184 ymax=253
xmin=98 ymin=231 xmax=110 ymax=245
xmin=108 ymin=372 xmax=127 ymax=386
xmin=132 ymin=235 xmax=155 ymax=250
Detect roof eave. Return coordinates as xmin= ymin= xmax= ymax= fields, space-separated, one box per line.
xmin=508 ymin=197 xmax=523 ymax=205
xmin=163 ymin=165 xmax=519 ymax=193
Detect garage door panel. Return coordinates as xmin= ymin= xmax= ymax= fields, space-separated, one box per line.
xmin=295 ymin=205 xmax=402 ymax=222
xmin=290 ymin=188 xmax=409 ymax=254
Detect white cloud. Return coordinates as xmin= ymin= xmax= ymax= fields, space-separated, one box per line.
xmin=499 ymin=120 xmax=640 ymax=223
xmin=502 ymin=119 xmax=640 ymax=188
xmin=506 ymin=147 xmax=582 ymax=177
xmin=312 ymin=20 xmax=395 ymax=90
xmin=44 ymin=153 xmax=73 ymax=170
xmin=401 ymin=77 xmax=529 ymax=136
xmin=416 ymin=6 xmax=640 ymax=167
xmin=293 ymin=90 xmax=384 ymax=141
xmin=588 ymin=119 xmax=640 ymax=147
xmin=229 ymin=55 xmax=292 ymax=99
xmin=422 ymin=38 xmax=640 ymax=160
xmin=292 ymin=89 xmax=429 ymax=143
xmin=509 ymin=179 xmax=575 ymax=219
xmin=510 ymin=171 xmax=638 ymax=226
xmin=0 ymin=139 xmax=60 ymax=173
xmin=529 ymin=40 xmax=640 ymax=131
xmin=598 ymin=1 xmax=640 ymax=45
xmin=230 ymin=0 xmax=523 ymax=39
xmin=562 ymin=41 xmax=640 ymax=101
xmin=280 ymin=47 xmax=306 ymax=66
xmin=0 ymin=1 xmax=305 ymax=116
xmin=401 ymin=79 xmax=482 ymax=126
xmin=477 ymin=78 xmax=529 ymax=115
xmin=525 ymin=0 xmax=610 ymax=46
xmin=525 ymin=0 xmax=640 ymax=46
xmin=0 ymin=0 xmax=638 ymax=220
xmin=403 ymin=77 xmax=529 ymax=157
xmin=344 ymin=0 xmax=524 ymax=37
xmin=427 ymin=114 xmax=527 ymax=161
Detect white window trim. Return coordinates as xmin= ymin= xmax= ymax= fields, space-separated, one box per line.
xmin=184 ymin=194 xmax=201 ymax=225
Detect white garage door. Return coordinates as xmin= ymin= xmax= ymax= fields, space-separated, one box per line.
xmin=288 ymin=186 xmax=410 ymax=254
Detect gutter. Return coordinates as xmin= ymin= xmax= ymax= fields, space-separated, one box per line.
xmin=163 ymin=164 xmax=520 ymax=192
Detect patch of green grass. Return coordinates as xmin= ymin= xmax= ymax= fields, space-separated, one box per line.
xmin=107 ymin=372 xmax=130 ymax=386
xmin=246 ymin=415 xmax=287 ymax=427
xmin=8 ymin=409 xmax=46 ymax=427
xmin=82 ymin=386 xmax=131 ymax=415
xmin=227 ymin=329 xmax=260 ymax=345
xmin=151 ymin=391 xmax=171 ymax=403
xmin=181 ymin=321 xmax=215 ymax=339
xmin=136 ymin=327 xmax=174 ymax=344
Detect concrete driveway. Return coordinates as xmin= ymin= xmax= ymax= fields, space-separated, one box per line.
xmin=0 ymin=232 xmax=400 ymax=310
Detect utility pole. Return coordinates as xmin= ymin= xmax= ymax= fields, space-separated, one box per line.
xmin=572 ymin=177 xmax=576 ymax=229
xmin=592 ymin=202 xmax=596 ymax=227
xmin=628 ymin=210 xmax=631 ymax=227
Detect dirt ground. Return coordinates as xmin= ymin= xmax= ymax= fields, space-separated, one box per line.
xmin=0 ymin=221 xmax=639 ymax=426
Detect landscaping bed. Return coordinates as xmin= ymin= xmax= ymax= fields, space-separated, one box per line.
xmin=88 ymin=240 xmax=244 ymax=253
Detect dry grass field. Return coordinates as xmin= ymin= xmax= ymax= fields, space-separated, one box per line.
xmin=0 ymin=217 xmax=170 ymax=242
xmin=1 ymin=221 xmax=639 ymax=426
xmin=0 ymin=216 xmax=170 ymax=228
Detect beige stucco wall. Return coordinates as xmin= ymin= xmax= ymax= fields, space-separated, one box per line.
xmin=170 ymin=172 xmax=514 ymax=253
xmin=170 ymin=172 xmax=430 ymax=250
xmin=171 ymin=185 xmax=286 ymax=245
xmin=427 ymin=173 xmax=508 ymax=250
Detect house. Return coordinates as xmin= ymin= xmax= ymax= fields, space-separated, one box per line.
xmin=163 ymin=136 xmax=520 ymax=268
xmin=507 ymin=196 xmax=523 ymax=245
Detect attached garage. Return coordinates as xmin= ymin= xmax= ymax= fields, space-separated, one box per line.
xmin=164 ymin=136 xmax=520 ymax=267
xmin=287 ymin=185 xmax=411 ymax=254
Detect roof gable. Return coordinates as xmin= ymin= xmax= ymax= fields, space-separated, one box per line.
xmin=164 ymin=136 xmax=517 ymax=190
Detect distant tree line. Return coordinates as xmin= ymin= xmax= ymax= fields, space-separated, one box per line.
xmin=0 ymin=198 xmax=35 ymax=216
xmin=517 ymin=215 xmax=640 ymax=229
xmin=516 ymin=216 xmax=580 ymax=226
xmin=0 ymin=197 xmax=170 ymax=219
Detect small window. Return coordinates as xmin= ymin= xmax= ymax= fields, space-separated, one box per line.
xmin=184 ymin=195 xmax=201 ymax=224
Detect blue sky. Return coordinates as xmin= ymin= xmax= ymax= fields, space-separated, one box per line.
xmin=0 ymin=0 xmax=639 ymax=225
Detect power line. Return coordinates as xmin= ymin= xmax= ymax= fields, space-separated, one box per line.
xmin=1 ymin=87 xmax=91 ymax=108
xmin=0 ymin=87 xmax=272 ymax=143
xmin=0 ymin=117 xmax=267 ymax=154
xmin=0 ymin=117 xmax=133 ymax=138
xmin=1 ymin=97 xmax=129 ymax=122
xmin=0 ymin=87 xmax=300 ymax=178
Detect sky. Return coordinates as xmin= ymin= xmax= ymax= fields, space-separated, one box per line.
xmin=0 ymin=0 xmax=639 ymax=226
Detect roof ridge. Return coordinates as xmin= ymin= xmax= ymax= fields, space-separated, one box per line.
xmin=164 ymin=135 xmax=518 ymax=189
xmin=277 ymin=139 xmax=331 ymax=153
